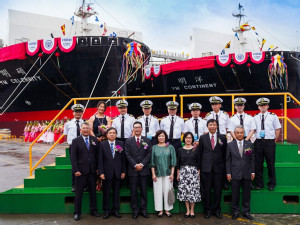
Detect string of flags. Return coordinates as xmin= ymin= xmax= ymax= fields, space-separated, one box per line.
xmin=61 ymin=24 xmax=65 ymax=36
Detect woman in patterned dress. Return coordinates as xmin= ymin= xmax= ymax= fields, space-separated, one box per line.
xmin=177 ymin=132 xmax=201 ymax=219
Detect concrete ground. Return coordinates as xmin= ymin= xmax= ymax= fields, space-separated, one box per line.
xmin=0 ymin=140 xmax=300 ymax=225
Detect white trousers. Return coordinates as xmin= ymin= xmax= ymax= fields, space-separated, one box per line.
xmin=153 ymin=176 xmax=173 ymax=211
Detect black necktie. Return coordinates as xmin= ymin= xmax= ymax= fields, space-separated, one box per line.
xmin=216 ymin=114 xmax=220 ymax=135
xmin=240 ymin=115 xmax=244 ymax=126
xmin=145 ymin=117 xmax=149 ymax=136
xmin=261 ymin=114 xmax=265 ymax=130
xmin=194 ymin=119 xmax=198 ymax=136
xmin=76 ymin=120 xmax=80 ymax=137
xmin=169 ymin=116 xmax=174 ymax=140
xmin=121 ymin=116 xmax=125 ymax=139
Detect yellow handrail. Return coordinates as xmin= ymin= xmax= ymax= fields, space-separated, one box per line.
xmin=29 ymin=94 xmax=177 ymax=175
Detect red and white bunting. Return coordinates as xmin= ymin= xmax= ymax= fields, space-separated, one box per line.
xmin=216 ymin=54 xmax=231 ymax=66
xmin=41 ymin=38 xmax=57 ymax=54
xmin=152 ymin=65 xmax=161 ymax=77
xmin=145 ymin=67 xmax=152 ymax=79
xmin=250 ymin=52 xmax=265 ymax=64
xmin=58 ymin=37 xmax=76 ymax=53
xmin=233 ymin=52 xmax=248 ymax=65
xmin=26 ymin=40 xmax=40 ymax=56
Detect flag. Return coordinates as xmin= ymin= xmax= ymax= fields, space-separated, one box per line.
xmin=220 ymin=49 xmax=225 ymax=55
xmin=268 ymin=45 xmax=275 ymax=51
xmin=61 ymin=24 xmax=65 ymax=36
xmin=70 ymin=16 xmax=74 ymax=25
xmin=225 ymin=41 xmax=231 ymax=49
xmin=95 ymin=16 xmax=99 ymax=22
xmin=235 ymin=32 xmax=239 ymax=40
xmin=251 ymin=26 xmax=256 ymax=30
xmin=260 ymin=38 xmax=266 ymax=51
xmin=102 ymin=23 xmax=107 ymax=36
xmin=255 ymin=32 xmax=259 ymax=36
xmin=100 ymin=24 xmax=103 ymax=28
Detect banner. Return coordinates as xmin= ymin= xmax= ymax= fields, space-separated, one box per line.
xmin=144 ymin=67 xmax=152 ymax=79
xmin=26 ymin=40 xmax=40 ymax=56
xmin=250 ymin=52 xmax=265 ymax=64
xmin=233 ymin=52 xmax=248 ymax=65
xmin=152 ymin=65 xmax=161 ymax=77
xmin=58 ymin=37 xmax=76 ymax=53
xmin=216 ymin=54 xmax=231 ymax=66
xmin=41 ymin=38 xmax=57 ymax=54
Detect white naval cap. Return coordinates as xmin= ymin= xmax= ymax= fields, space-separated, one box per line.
xmin=233 ymin=97 xmax=246 ymax=105
xmin=189 ymin=102 xmax=202 ymax=110
xmin=166 ymin=101 xmax=179 ymax=109
xmin=256 ymin=97 xmax=270 ymax=106
xmin=140 ymin=100 xmax=153 ymax=108
xmin=116 ymin=100 xmax=128 ymax=108
xmin=209 ymin=96 xmax=223 ymax=104
xmin=71 ymin=104 xmax=84 ymax=112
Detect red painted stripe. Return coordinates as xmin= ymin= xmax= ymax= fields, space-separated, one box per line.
xmin=0 ymin=108 xmax=299 ymax=122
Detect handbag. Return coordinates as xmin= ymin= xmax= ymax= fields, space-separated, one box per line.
xmin=168 ymin=182 xmax=175 ymax=205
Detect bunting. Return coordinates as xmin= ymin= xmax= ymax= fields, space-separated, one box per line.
xmin=235 ymin=33 xmax=240 ymax=40
xmin=61 ymin=24 xmax=66 ymax=36
xmin=225 ymin=41 xmax=231 ymax=49
xmin=260 ymin=38 xmax=266 ymax=51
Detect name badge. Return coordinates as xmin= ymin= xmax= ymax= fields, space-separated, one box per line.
xmin=194 ymin=134 xmax=198 ymax=141
xmin=260 ymin=130 xmax=265 ymax=138
xmin=147 ymin=134 xmax=152 ymax=140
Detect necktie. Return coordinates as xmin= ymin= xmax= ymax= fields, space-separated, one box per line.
xmin=145 ymin=117 xmax=149 ymax=136
xmin=211 ymin=135 xmax=215 ymax=150
xmin=121 ymin=116 xmax=125 ymax=139
xmin=239 ymin=141 xmax=243 ymax=158
xmin=110 ymin=142 xmax=114 ymax=158
xmin=85 ymin=137 xmax=89 ymax=150
xmin=194 ymin=119 xmax=198 ymax=137
xmin=261 ymin=114 xmax=265 ymax=130
xmin=240 ymin=115 xmax=243 ymax=126
xmin=169 ymin=116 xmax=174 ymax=140
xmin=76 ymin=120 xmax=80 ymax=137
xmin=137 ymin=137 xmax=140 ymax=148
xmin=216 ymin=114 xmax=220 ymax=135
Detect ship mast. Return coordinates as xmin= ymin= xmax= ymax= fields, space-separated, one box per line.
xmin=74 ymin=0 xmax=98 ymax=35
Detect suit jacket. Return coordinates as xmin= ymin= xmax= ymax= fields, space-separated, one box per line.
xmin=98 ymin=140 xmax=127 ymax=180
xmin=125 ymin=136 xmax=152 ymax=176
xmin=71 ymin=135 xmax=99 ymax=175
xmin=226 ymin=140 xmax=255 ymax=180
xmin=199 ymin=133 xmax=227 ymax=173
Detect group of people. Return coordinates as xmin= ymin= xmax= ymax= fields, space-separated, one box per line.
xmin=64 ymin=96 xmax=281 ymax=221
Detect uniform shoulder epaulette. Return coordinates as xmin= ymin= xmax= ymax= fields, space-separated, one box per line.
xmin=137 ymin=116 xmax=142 ymax=119
xmin=152 ymin=115 xmax=158 ymax=119
xmin=223 ymin=111 xmax=228 ymax=115
xmin=205 ymin=112 xmax=211 ymax=117
xmin=178 ymin=116 xmax=183 ymax=119
xmin=271 ymin=112 xmax=276 ymax=115
xmin=129 ymin=114 xmax=134 ymax=117
xmin=253 ymin=113 xmax=259 ymax=117
xmin=230 ymin=114 xmax=235 ymax=118
xmin=202 ymin=117 xmax=207 ymax=120
xmin=161 ymin=116 xmax=167 ymax=119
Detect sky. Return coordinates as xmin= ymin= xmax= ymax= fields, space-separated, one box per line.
xmin=0 ymin=0 xmax=300 ymax=54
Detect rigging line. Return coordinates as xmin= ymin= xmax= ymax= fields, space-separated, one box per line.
xmin=0 ymin=48 xmax=68 ymax=116
xmin=214 ymin=67 xmax=228 ymax=91
xmin=82 ymin=41 xmax=114 ymax=116
xmin=50 ymin=58 xmax=82 ymax=98
xmin=291 ymin=55 xmax=300 ymax=62
xmin=0 ymin=57 xmax=40 ymax=109
xmin=27 ymin=57 xmax=72 ymax=100
xmin=94 ymin=0 xmax=127 ymax=30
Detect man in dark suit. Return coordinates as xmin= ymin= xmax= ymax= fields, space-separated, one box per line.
xmin=71 ymin=122 xmax=101 ymax=221
xmin=125 ymin=121 xmax=152 ymax=219
xmin=199 ymin=119 xmax=227 ymax=219
xmin=226 ymin=125 xmax=255 ymax=220
xmin=98 ymin=127 xmax=127 ymax=219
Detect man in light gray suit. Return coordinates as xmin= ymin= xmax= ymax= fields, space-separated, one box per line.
xmin=226 ymin=125 xmax=255 ymax=220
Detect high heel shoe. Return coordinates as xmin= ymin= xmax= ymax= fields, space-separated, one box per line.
xmin=184 ymin=214 xmax=190 ymax=218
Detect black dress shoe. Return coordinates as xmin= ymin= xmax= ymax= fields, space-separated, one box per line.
xmin=113 ymin=212 xmax=122 ymax=218
xmin=255 ymin=186 xmax=263 ymax=190
xmin=251 ymin=184 xmax=255 ymax=190
xmin=103 ymin=213 xmax=110 ymax=219
xmin=71 ymin=187 xmax=75 ymax=192
xmin=243 ymin=213 xmax=254 ymax=220
xmin=90 ymin=211 xmax=101 ymax=217
xmin=132 ymin=213 xmax=138 ymax=219
xmin=268 ymin=186 xmax=274 ymax=191
xmin=190 ymin=215 xmax=195 ymax=219
xmin=83 ymin=187 xmax=89 ymax=192
xmin=223 ymin=183 xmax=229 ymax=190
xmin=74 ymin=214 xmax=80 ymax=221
xmin=204 ymin=212 xmax=211 ymax=219
xmin=140 ymin=212 xmax=149 ymax=218
xmin=184 ymin=214 xmax=190 ymax=218
xmin=213 ymin=212 xmax=222 ymax=218
xmin=232 ymin=213 xmax=239 ymax=219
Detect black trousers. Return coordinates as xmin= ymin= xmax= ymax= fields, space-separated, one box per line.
xmin=129 ymin=175 xmax=148 ymax=214
xmin=102 ymin=174 xmax=121 ymax=213
xmin=69 ymin=145 xmax=75 ymax=187
xmin=201 ymin=172 xmax=223 ymax=214
xmin=254 ymin=139 xmax=276 ymax=188
xmin=231 ymin=179 xmax=251 ymax=214
xmin=74 ymin=173 xmax=97 ymax=215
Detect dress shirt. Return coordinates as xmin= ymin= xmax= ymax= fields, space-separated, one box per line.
xmin=184 ymin=117 xmax=208 ymax=139
xmin=228 ymin=112 xmax=256 ymax=136
xmin=63 ymin=118 xmax=84 ymax=145
xmin=205 ymin=110 xmax=230 ymax=135
xmin=136 ymin=114 xmax=160 ymax=137
xmin=112 ymin=113 xmax=135 ymax=138
xmin=160 ymin=115 xmax=185 ymax=139
xmin=236 ymin=139 xmax=244 ymax=148
xmin=254 ymin=111 xmax=281 ymax=139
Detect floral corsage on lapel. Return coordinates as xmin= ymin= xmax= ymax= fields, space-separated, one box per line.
xmin=141 ymin=139 xmax=149 ymax=149
xmin=165 ymin=142 xmax=170 ymax=147
xmin=114 ymin=145 xmax=123 ymax=153
xmin=192 ymin=143 xmax=197 ymax=152
xmin=218 ymin=138 xmax=223 ymax=146
xmin=244 ymin=147 xmax=252 ymax=156
xmin=91 ymin=140 xmax=97 ymax=146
